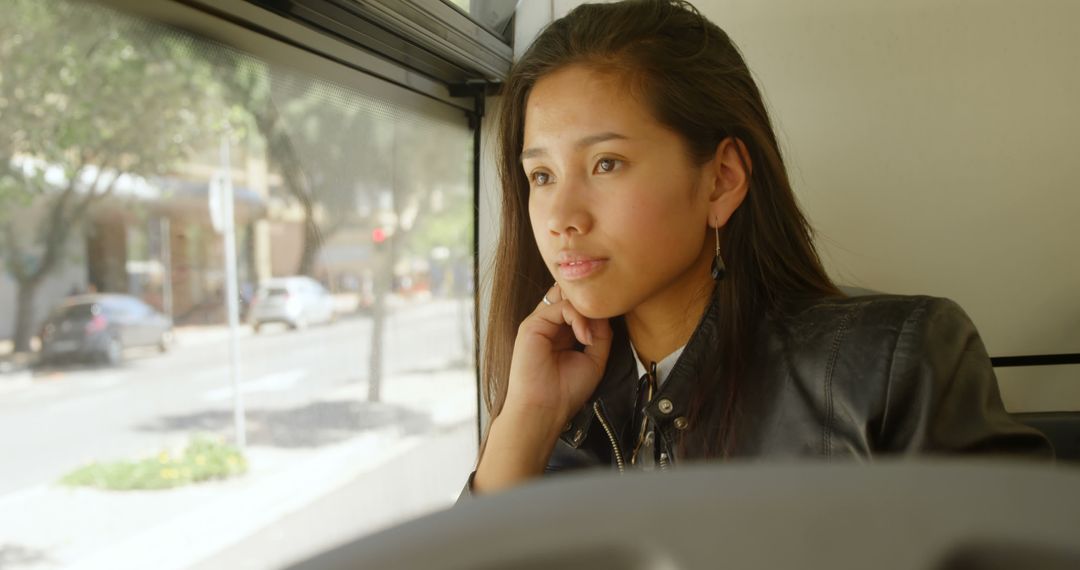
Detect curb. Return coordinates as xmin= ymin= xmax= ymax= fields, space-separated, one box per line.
xmin=172 ymin=325 xmax=255 ymax=348
xmin=0 ymin=369 xmax=34 ymax=394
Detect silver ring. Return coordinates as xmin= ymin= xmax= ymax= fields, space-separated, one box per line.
xmin=543 ymin=283 xmax=558 ymax=306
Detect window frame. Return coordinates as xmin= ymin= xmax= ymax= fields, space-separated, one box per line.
xmin=93 ymin=0 xmax=487 ymax=114
xmin=243 ymin=0 xmax=514 ymax=84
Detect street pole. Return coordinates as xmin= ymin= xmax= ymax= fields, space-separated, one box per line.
xmin=220 ymin=133 xmax=246 ymax=449
xmin=160 ymin=217 xmax=173 ymax=319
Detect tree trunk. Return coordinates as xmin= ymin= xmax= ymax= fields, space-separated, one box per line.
xmin=7 ymin=194 xmax=74 ymax=353
xmin=296 ymin=205 xmax=320 ymax=277
xmin=242 ymin=222 xmax=257 ymax=285
xmin=12 ymin=278 xmax=42 ymax=353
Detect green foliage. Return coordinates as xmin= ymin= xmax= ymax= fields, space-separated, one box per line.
xmin=0 ymin=0 xmax=225 ymax=182
xmin=0 ymin=0 xmax=235 ymax=349
xmin=59 ymin=435 xmax=247 ymax=491
xmin=208 ymin=49 xmax=475 ymax=274
xmin=402 ymin=192 xmax=474 ymax=259
xmin=0 ymin=0 xmax=229 ymax=262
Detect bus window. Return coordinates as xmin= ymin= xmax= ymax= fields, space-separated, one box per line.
xmin=0 ymin=0 xmax=483 ymax=567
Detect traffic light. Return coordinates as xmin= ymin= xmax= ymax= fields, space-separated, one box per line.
xmin=372 ymin=228 xmax=386 ymax=250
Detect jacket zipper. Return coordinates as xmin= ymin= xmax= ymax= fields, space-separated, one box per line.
xmin=593 ymin=400 xmax=625 ymax=473
xmin=658 ymin=424 xmax=671 ymax=471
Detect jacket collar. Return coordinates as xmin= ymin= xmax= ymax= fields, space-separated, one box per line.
xmin=559 ymin=284 xmax=723 ymax=448
xmin=644 ymin=286 xmax=724 ymax=428
xmin=558 ymin=316 xmax=636 ymax=449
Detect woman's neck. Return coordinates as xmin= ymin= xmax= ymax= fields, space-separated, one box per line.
xmin=625 ymin=274 xmax=715 ymax=367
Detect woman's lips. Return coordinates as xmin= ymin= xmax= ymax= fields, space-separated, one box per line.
xmin=557 ymin=259 xmax=607 ymax=280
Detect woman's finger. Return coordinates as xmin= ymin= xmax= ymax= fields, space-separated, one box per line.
xmin=568 ymin=306 xmax=592 ymax=346
xmin=531 ymin=298 xmax=593 ymax=346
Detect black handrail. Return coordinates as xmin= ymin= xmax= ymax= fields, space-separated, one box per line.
xmin=991 ymin=353 xmax=1080 ymax=368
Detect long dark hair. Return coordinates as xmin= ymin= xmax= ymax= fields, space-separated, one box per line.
xmin=483 ymin=0 xmax=840 ymax=457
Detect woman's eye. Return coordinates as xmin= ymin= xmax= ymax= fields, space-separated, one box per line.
xmin=531 ymin=171 xmax=551 ymax=186
xmin=595 ymin=158 xmax=622 ymax=173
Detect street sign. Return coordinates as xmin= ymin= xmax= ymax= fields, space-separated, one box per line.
xmin=208 ymin=172 xmax=225 ymax=234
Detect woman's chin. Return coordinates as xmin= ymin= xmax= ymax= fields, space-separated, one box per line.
xmin=563 ymin=290 xmax=625 ymax=320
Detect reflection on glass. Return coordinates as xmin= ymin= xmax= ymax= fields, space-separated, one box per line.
xmin=444 ymin=0 xmax=518 ymax=38
xmin=0 ymin=0 xmax=477 ymax=567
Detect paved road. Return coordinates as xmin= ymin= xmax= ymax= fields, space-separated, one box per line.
xmin=0 ymin=298 xmax=477 ymax=497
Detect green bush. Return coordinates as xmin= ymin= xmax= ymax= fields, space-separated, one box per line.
xmin=60 ymin=435 xmax=247 ymax=491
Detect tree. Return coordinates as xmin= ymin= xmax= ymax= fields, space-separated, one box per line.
xmin=204 ymin=55 xmax=391 ymax=277
xmin=366 ymin=111 xmax=474 ymax=402
xmin=193 ymin=38 xmax=474 ymax=402
xmin=273 ymin=76 xmax=398 ymax=276
xmin=0 ymin=0 xmax=225 ymax=351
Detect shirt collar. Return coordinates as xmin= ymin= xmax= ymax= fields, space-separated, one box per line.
xmin=630 ymin=343 xmax=687 ymax=387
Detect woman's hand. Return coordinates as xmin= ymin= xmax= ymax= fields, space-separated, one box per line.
xmin=472 ymin=283 xmax=612 ymax=494
xmin=502 ymin=283 xmax=613 ymax=429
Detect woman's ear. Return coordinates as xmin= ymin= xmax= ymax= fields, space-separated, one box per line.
xmin=706 ymin=137 xmax=751 ymax=228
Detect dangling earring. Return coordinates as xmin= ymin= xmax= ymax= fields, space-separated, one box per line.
xmin=711 ymin=222 xmax=726 ymax=281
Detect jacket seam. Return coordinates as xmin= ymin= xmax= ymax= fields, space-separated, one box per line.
xmin=823 ymin=307 xmax=857 ymax=460
xmin=878 ymin=297 xmax=931 ymax=447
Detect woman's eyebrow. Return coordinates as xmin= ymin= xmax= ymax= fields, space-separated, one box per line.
xmin=520 ymin=131 xmax=629 ymax=161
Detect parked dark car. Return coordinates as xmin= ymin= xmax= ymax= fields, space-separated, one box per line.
xmin=38 ymin=294 xmax=174 ymax=365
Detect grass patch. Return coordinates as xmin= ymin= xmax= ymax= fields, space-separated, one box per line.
xmin=60 ymin=435 xmax=247 ymax=491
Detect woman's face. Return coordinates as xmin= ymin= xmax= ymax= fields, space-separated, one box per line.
xmin=523 ymin=64 xmax=718 ymax=319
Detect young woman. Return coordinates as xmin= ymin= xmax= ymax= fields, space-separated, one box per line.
xmin=469 ymin=0 xmax=1051 ymax=494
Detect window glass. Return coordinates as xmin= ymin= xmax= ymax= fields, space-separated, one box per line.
xmin=101 ymin=298 xmax=130 ymax=318
xmin=130 ymin=299 xmax=153 ymax=317
xmin=444 ymin=0 xmax=518 ymax=38
xmin=0 ymin=0 xmax=478 ymax=566
xmin=56 ymin=303 xmax=96 ymax=321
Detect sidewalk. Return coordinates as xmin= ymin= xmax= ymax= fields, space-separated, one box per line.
xmin=193 ymin=421 xmax=476 ymax=569
xmin=0 ymin=291 xmax=416 ymax=366
xmin=0 ymin=348 xmax=35 ymax=394
xmin=0 ymin=325 xmax=229 ymax=392
xmin=0 ymin=372 xmax=478 ymax=570
xmin=0 ymin=320 xmax=296 ymax=386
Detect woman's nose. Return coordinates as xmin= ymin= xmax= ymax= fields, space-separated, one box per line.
xmin=545 ymin=181 xmax=593 ymax=237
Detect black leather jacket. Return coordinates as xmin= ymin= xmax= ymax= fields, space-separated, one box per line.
xmin=466 ymin=292 xmax=1052 ymax=495
xmin=551 ymin=292 xmax=1052 ymax=473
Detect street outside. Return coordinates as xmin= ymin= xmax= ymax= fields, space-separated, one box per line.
xmin=0 ymin=297 xmax=480 ymax=569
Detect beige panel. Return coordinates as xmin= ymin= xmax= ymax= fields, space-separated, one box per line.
xmin=997 ymin=365 xmax=1080 ymax=413
xmin=691 ymin=0 xmax=1080 ymax=357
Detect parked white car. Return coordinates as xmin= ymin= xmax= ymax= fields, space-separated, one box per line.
xmin=249 ymin=276 xmax=335 ymax=332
